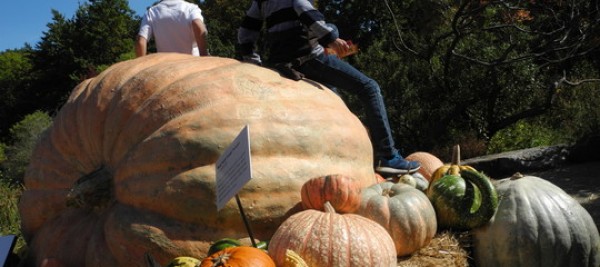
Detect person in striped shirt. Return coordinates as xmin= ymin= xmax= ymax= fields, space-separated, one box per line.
xmin=237 ymin=0 xmax=421 ymax=175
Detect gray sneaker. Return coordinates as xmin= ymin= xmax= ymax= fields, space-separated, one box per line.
xmin=376 ymin=154 xmax=421 ymax=175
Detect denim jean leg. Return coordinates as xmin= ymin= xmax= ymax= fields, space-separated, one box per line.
xmin=298 ymin=54 xmax=398 ymax=158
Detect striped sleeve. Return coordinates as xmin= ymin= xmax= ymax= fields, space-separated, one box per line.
xmin=293 ymin=0 xmax=337 ymax=46
xmin=238 ymin=1 xmax=264 ymax=55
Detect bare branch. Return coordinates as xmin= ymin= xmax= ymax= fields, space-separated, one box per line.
xmin=383 ymin=0 xmax=418 ymax=55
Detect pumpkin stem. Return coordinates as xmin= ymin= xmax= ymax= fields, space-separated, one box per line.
xmin=323 ymin=201 xmax=336 ymax=213
xmin=510 ymin=172 xmax=525 ymax=180
xmin=382 ymin=188 xmax=392 ymax=197
xmin=66 ymin=166 xmax=114 ymax=210
xmin=210 ymin=253 xmax=231 ymax=267
xmin=451 ymin=144 xmax=461 ymax=165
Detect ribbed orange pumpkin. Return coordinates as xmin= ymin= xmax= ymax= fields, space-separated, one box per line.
xmin=300 ymin=174 xmax=361 ymax=213
xmin=405 ymin=151 xmax=444 ymax=181
xmin=200 ymin=246 xmax=275 ymax=267
xmin=18 ymin=54 xmax=377 ymax=266
xmin=268 ymin=202 xmax=397 ymax=267
xmin=357 ymin=181 xmax=437 ymax=256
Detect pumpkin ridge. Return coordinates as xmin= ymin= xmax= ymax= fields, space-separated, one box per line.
xmin=49 ymin=97 xmax=96 ymax=172
xmin=294 ymin=209 xmax=319 ymax=264
xmin=99 ymin=58 xmax=206 ymax=164
xmin=358 ymin=217 xmax=376 ymax=266
xmin=298 ymin=211 xmax=320 ymax=266
xmin=321 ymin=204 xmax=336 ymax=265
xmin=104 ymin=59 xmax=241 ymax=165
xmin=510 ymin=182 xmax=539 ymax=264
xmin=106 ymin=81 xmax=219 ymax=165
xmin=76 ymin=60 xmax=162 ymax=168
xmin=528 ymin=182 xmax=576 ymax=265
xmin=341 ymin=216 xmax=352 ymax=267
xmin=327 ymin=206 xmax=338 ymax=266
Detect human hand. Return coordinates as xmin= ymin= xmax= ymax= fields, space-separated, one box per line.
xmin=327 ymin=38 xmax=350 ymax=57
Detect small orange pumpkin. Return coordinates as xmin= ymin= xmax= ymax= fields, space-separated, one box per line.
xmin=300 ymin=174 xmax=362 ymax=213
xmin=200 ymin=246 xmax=275 ymax=267
xmin=406 ymin=151 xmax=444 ymax=181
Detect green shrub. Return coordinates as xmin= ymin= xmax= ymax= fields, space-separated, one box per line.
xmin=487 ymin=119 xmax=568 ymax=154
xmin=1 ymin=111 xmax=52 ymax=184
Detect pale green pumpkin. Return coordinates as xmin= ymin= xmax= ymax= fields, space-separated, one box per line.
xmin=357 ymin=182 xmax=437 ymax=256
xmin=473 ymin=173 xmax=600 ymax=267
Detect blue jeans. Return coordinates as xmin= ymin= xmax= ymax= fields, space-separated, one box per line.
xmin=297 ymin=53 xmax=399 ymax=158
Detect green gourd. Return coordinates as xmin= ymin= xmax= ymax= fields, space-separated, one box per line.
xmin=426 ymin=169 xmax=498 ymax=230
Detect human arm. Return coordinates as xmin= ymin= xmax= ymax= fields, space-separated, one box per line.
xmin=135 ymin=36 xmax=148 ymax=57
xmin=293 ymin=0 xmax=339 ymax=48
xmin=192 ymin=19 xmax=209 ymax=56
xmin=136 ymin=12 xmax=152 ymax=57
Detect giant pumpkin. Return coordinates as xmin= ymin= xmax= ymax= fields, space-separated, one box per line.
xmin=473 ymin=173 xmax=600 ymax=267
xmin=18 ymin=54 xmax=376 ymax=266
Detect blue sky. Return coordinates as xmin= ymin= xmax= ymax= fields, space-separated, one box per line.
xmin=0 ymin=1 xmax=151 ymax=52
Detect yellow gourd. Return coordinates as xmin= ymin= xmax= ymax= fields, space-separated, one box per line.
xmin=430 ymin=145 xmax=477 ymax=182
xmin=283 ymin=249 xmax=308 ymax=267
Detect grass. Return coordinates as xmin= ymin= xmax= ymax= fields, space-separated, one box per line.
xmin=0 ymin=178 xmax=27 ymax=261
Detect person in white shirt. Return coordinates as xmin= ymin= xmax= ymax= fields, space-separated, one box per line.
xmin=136 ymin=0 xmax=209 ymax=57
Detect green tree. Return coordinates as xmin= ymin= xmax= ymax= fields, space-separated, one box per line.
xmin=28 ymin=0 xmax=139 ymax=116
xmin=71 ymin=0 xmax=139 ymax=73
xmin=351 ymin=0 xmax=599 ymax=154
xmin=0 ymin=49 xmax=33 ymax=140
xmin=199 ymin=0 xmax=248 ymax=58
xmin=1 ymin=111 xmax=52 ymax=184
xmin=28 ymin=10 xmax=80 ymax=113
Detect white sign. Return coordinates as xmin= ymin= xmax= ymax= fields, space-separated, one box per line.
xmin=215 ymin=125 xmax=252 ymax=211
xmin=0 ymin=235 xmax=16 ymax=267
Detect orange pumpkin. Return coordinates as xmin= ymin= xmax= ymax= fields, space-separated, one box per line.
xmin=405 ymin=151 xmax=444 ymax=181
xmin=300 ymin=174 xmax=361 ymax=213
xmin=268 ymin=202 xmax=396 ymax=266
xmin=201 ymin=246 xmax=275 ymax=267
xmin=18 ymin=54 xmax=376 ymax=266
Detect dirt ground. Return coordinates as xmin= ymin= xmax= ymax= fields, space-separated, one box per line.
xmin=527 ymin=161 xmax=600 ymax=229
